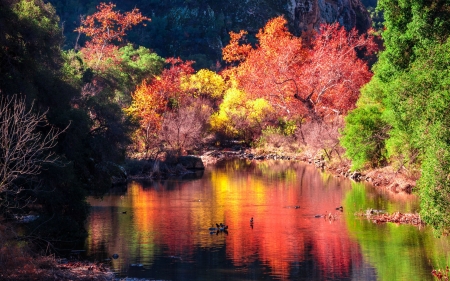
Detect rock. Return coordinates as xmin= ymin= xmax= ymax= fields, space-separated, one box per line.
xmin=350 ymin=171 xmax=362 ymax=181
xmin=178 ymin=156 xmax=205 ymax=170
xmin=288 ymin=0 xmax=371 ymax=34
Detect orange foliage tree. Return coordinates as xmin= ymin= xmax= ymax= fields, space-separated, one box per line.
xmin=222 ymin=16 xmax=377 ymax=122
xmin=126 ymin=58 xmax=195 ymax=155
xmin=222 ymin=17 xmax=307 ymax=119
xmin=76 ymin=2 xmax=149 ymax=69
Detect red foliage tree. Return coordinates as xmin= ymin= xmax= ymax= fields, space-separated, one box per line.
xmin=222 ymin=17 xmax=377 ymax=121
xmin=127 ymin=58 xmax=195 ymax=155
xmin=295 ymin=23 xmax=378 ymax=120
xmin=222 ymin=17 xmax=307 ymax=118
xmin=76 ymin=2 xmax=149 ymax=68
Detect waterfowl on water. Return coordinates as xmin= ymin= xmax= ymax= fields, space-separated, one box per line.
xmin=336 ymin=206 xmax=343 ymax=211
xmin=210 ymin=223 xmax=228 ymax=232
xmin=250 ymin=217 xmax=253 ymax=223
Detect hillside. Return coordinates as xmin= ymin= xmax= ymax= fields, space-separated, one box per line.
xmin=49 ymin=0 xmax=373 ymax=69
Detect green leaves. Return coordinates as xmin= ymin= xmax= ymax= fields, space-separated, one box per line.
xmin=341 ymin=104 xmax=389 ymax=170
xmin=342 ymin=0 xmax=450 ymax=232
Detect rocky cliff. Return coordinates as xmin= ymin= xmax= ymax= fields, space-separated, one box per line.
xmin=287 ymin=0 xmax=372 ymax=34
xmin=50 ymin=0 xmax=372 ymax=68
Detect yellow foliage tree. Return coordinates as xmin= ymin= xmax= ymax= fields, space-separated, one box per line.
xmin=210 ymin=87 xmax=272 ymax=141
xmin=181 ymin=69 xmax=227 ymax=99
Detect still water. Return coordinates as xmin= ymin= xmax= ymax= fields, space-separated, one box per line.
xmin=85 ymin=159 xmax=450 ymax=280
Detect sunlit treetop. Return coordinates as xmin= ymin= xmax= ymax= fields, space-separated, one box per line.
xmin=222 ymin=30 xmax=253 ymax=63
xmin=222 ymin=16 xmax=307 ymax=118
xmin=181 ymin=69 xmax=227 ymax=99
xmin=76 ymin=2 xmax=149 ymax=46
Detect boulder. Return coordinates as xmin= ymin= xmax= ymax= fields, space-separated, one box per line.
xmin=178 ymin=156 xmax=205 ymax=170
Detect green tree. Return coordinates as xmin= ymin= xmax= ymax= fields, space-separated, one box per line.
xmin=341 ymin=103 xmax=389 ymax=170
xmin=342 ymin=0 xmax=450 ymax=233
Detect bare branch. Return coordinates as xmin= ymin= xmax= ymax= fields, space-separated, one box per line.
xmin=0 ymin=95 xmax=67 ymax=200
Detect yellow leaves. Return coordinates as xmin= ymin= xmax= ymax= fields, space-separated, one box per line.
xmin=210 ymin=87 xmax=273 ymax=138
xmin=248 ymin=98 xmax=271 ymax=122
xmin=126 ymin=79 xmax=166 ymax=131
xmin=181 ymin=69 xmax=226 ymax=98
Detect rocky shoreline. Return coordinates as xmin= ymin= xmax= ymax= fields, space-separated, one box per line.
xmin=199 ymin=147 xmax=417 ymax=195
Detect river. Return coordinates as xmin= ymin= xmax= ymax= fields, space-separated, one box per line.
xmin=84 ymin=159 xmax=450 ymax=280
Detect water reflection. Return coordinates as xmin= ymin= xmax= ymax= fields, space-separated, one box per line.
xmin=85 ymin=159 xmax=449 ymax=280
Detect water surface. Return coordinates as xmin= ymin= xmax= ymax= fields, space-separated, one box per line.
xmin=85 ymin=159 xmax=450 ymax=280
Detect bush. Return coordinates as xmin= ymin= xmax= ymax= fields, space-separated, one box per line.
xmin=341 ymin=104 xmax=389 ymax=170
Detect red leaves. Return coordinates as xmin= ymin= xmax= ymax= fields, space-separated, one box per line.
xmin=76 ymin=2 xmax=149 ymax=46
xmin=222 ymin=17 xmax=378 ymax=121
xmin=299 ymin=23 xmax=378 ymax=117
xmin=128 ymin=58 xmax=195 ymax=143
xmin=222 ymin=30 xmax=252 ymax=63
xmin=76 ymin=2 xmax=149 ymax=69
xmin=222 ymin=17 xmax=306 ymax=118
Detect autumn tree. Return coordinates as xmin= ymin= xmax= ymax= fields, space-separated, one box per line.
xmin=222 ymin=17 xmax=307 ymax=119
xmin=71 ymin=2 xmax=163 ymax=169
xmin=76 ymin=2 xmax=149 ymax=69
xmin=181 ymin=69 xmax=227 ymax=100
xmin=222 ymin=16 xmax=376 ymax=121
xmin=126 ymin=58 xmax=196 ymax=157
xmin=295 ymin=23 xmax=377 ymax=120
xmin=220 ymin=16 xmax=376 ymax=149
xmin=210 ymin=87 xmax=273 ymax=142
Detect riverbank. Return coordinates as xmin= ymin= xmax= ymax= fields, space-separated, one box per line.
xmin=0 ymin=251 xmax=114 ymax=281
xmin=200 ymin=146 xmax=418 ymax=195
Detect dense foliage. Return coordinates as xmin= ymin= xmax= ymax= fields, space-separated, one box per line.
xmin=0 ymin=0 xmax=161 ymax=251
xmin=341 ymin=0 xmax=450 ymax=233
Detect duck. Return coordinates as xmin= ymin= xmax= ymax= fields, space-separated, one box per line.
xmin=250 ymin=217 xmax=254 ymax=223
xmin=211 ymin=223 xmax=228 ymax=232
xmin=218 ymin=223 xmax=228 ymax=231
xmin=336 ymin=206 xmax=343 ymax=211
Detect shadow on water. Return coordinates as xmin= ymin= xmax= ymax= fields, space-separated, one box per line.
xmin=84 ymin=159 xmax=450 ymax=280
